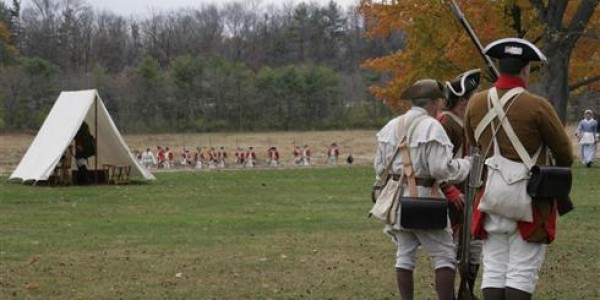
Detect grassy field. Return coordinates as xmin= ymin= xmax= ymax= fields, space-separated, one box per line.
xmin=0 ymin=165 xmax=599 ymax=299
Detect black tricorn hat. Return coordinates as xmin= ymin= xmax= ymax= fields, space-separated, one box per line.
xmin=484 ymin=38 xmax=547 ymax=62
xmin=446 ymin=69 xmax=481 ymax=99
xmin=400 ymin=79 xmax=446 ymax=100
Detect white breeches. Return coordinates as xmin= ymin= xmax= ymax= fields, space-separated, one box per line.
xmin=244 ymin=159 xmax=255 ymax=168
xmin=394 ymin=227 xmax=456 ymax=271
xmin=302 ymin=157 xmax=310 ymax=166
xmin=327 ymin=157 xmax=338 ymax=165
xmin=481 ymin=223 xmax=546 ymax=293
xmin=453 ymin=234 xmax=483 ymax=265
xmin=142 ymin=160 xmax=153 ymax=169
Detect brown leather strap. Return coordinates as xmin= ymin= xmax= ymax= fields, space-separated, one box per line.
xmin=400 ymin=115 xmax=440 ymax=198
xmin=400 ymin=140 xmax=418 ymax=197
xmin=415 ymin=178 xmax=435 ymax=187
xmin=379 ymin=117 xmax=409 ymax=185
xmin=390 ymin=175 xmax=435 ymax=187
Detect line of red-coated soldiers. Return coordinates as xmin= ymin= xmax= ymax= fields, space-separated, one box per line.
xmin=134 ymin=143 xmax=347 ymax=170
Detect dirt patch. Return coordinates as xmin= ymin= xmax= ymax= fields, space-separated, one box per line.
xmin=0 ymin=133 xmax=38 ymax=176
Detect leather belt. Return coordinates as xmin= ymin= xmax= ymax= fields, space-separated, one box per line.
xmin=390 ymin=174 xmax=435 ymax=187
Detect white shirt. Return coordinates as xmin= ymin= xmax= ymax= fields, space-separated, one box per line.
xmin=374 ymin=107 xmax=471 ymax=185
xmin=141 ymin=151 xmax=156 ymax=164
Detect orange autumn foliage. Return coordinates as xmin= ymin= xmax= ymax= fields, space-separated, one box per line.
xmin=359 ymin=0 xmax=600 ymax=113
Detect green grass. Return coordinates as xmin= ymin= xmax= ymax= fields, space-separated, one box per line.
xmin=0 ymin=166 xmax=598 ymax=299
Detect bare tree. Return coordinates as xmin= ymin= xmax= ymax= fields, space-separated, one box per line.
xmin=529 ymin=0 xmax=600 ymax=121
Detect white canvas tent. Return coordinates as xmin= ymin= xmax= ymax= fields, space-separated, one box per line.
xmin=10 ymin=89 xmax=155 ymax=183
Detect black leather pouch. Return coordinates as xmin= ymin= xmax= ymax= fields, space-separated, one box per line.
xmin=527 ymin=166 xmax=572 ymax=198
xmin=400 ymin=197 xmax=448 ymax=230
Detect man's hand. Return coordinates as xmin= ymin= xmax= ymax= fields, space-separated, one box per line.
xmin=451 ymin=194 xmax=465 ymax=211
xmin=443 ymin=185 xmax=464 ymax=211
xmin=463 ymin=155 xmax=473 ymax=166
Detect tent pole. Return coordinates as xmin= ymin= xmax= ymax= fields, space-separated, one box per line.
xmin=94 ymin=95 xmax=98 ymax=184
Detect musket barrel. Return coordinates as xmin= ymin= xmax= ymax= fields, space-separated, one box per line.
xmin=449 ymin=1 xmax=500 ymax=82
xmin=457 ymin=147 xmax=482 ymax=299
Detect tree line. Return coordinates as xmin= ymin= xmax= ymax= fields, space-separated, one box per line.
xmin=0 ymin=0 xmax=400 ymax=133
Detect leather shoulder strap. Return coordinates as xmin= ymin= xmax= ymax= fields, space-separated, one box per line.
xmin=488 ymin=89 xmax=542 ymax=168
xmin=400 ymin=115 xmax=428 ymax=197
xmin=474 ymin=87 xmax=524 ymax=142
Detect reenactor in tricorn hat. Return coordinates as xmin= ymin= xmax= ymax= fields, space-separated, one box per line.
xmin=464 ymin=38 xmax=573 ymax=299
xmin=441 ymin=69 xmax=481 ymax=158
xmin=374 ymin=79 xmax=472 ymax=299
xmin=438 ymin=69 xmax=483 ymax=297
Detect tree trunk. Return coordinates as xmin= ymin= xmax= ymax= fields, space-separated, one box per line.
xmin=540 ymin=45 xmax=571 ymax=123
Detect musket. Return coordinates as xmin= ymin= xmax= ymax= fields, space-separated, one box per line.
xmin=457 ymin=147 xmax=482 ymax=300
xmin=449 ymin=0 xmax=499 ymax=82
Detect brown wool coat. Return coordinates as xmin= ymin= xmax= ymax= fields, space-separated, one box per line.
xmin=439 ymin=112 xmax=464 ymax=158
xmin=464 ymin=88 xmax=573 ymax=166
xmin=465 ymin=87 xmax=574 ymax=243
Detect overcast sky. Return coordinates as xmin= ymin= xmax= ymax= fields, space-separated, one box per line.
xmin=21 ymin=0 xmax=360 ymax=17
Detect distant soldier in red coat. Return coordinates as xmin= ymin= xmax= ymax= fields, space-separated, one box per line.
xmin=207 ymin=147 xmax=217 ymax=169
xmin=326 ymin=142 xmax=340 ymax=165
xmin=293 ymin=146 xmax=302 ymax=165
xmin=244 ymin=146 xmax=256 ymax=168
xmin=267 ymin=146 xmax=280 ymax=167
xmin=156 ymin=146 xmax=166 ymax=169
xmin=217 ymin=146 xmax=227 ymax=168
xmin=180 ymin=149 xmax=188 ymax=167
xmin=194 ymin=147 xmax=204 ymax=169
xmin=180 ymin=149 xmax=193 ymax=167
xmin=235 ymin=147 xmax=244 ymax=165
xmin=165 ymin=146 xmax=174 ymax=169
xmin=186 ymin=150 xmax=193 ymax=166
xmin=302 ymin=144 xmax=311 ymax=166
